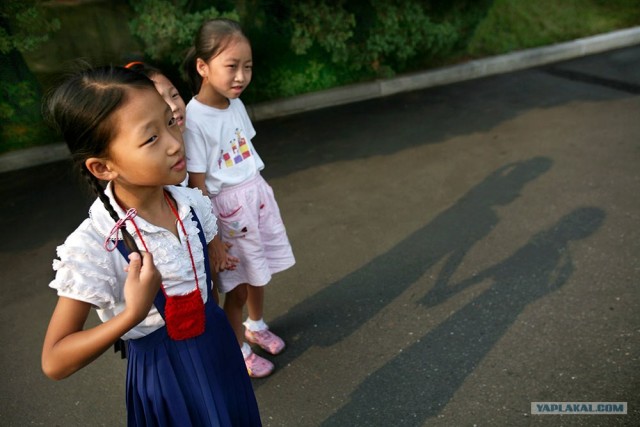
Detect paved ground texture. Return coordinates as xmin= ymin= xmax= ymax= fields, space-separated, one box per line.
xmin=1 ymin=46 xmax=639 ymax=426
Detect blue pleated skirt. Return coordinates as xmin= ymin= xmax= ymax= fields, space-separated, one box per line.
xmin=125 ymin=302 xmax=262 ymax=426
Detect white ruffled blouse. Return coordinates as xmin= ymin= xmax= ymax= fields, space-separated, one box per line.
xmin=49 ymin=183 xmax=217 ymax=340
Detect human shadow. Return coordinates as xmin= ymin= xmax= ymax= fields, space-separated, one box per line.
xmin=263 ymin=157 xmax=553 ymax=380
xmin=322 ymin=206 xmax=605 ymax=426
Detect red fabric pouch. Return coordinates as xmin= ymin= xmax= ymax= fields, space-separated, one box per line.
xmin=163 ymin=287 xmax=205 ymax=341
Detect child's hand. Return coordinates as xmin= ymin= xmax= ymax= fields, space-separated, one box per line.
xmin=123 ymin=252 xmax=162 ymax=324
xmin=210 ymin=236 xmax=239 ymax=272
xmin=222 ymin=241 xmax=240 ymax=271
xmin=41 ymin=251 xmax=162 ymax=380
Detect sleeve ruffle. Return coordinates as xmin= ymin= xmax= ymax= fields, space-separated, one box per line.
xmin=49 ymin=224 xmax=123 ymax=310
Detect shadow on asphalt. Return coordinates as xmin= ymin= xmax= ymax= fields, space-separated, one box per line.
xmin=259 ymin=156 xmax=606 ymax=424
xmin=265 ymin=157 xmax=555 ymax=361
xmin=323 ymin=206 xmax=605 ymax=425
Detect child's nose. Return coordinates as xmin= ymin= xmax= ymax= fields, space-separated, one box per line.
xmin=168 ymin=132 xmax=183 ymax=153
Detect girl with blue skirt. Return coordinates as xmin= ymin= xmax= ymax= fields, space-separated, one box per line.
xmin=41 ymin=65 xmax=262 ymax=426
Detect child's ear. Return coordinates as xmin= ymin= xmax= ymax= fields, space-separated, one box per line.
xmin=196 ymin=58 xmax=208 ymax=78
xmin=85 ymin=157 xmax=117 ymax=181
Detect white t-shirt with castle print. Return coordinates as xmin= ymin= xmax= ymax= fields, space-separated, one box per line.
xmin=183 ymin=97 xmax=265 ymax=195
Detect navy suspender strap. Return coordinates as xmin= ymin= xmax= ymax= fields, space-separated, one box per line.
xmin=113 ymin=207 xmax=213 ymax=358
xmin=192 ymin=208 xmax=213 ymax=303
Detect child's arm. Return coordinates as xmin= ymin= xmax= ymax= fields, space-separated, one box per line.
xmin=189 ymin=172 xmax=240 ymax=272
xmin=188 ymin=172 xmax=208 ymax=196
xmin=41 ymin=252 xmax=161 ymax=380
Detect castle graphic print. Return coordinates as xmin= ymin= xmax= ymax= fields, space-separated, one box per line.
xmin=218 ymin=128 xmax=253 ymax=170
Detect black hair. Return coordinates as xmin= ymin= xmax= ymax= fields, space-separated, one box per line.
xmin=183 ymin=18 xmax=248 ymax=95
xmin=44 ymin=65 xmax=157 ymax=253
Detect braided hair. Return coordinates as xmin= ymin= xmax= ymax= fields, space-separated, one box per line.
xmin=44 ymin=65 xmax=157 ymax=253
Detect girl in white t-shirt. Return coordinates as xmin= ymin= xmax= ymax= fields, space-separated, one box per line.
xmin=183 ymin=18 xmax=295 ymax=378
xmin=41 ymin=65 xmax=261 ymax=426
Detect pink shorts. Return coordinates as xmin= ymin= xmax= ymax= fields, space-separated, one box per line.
xmin=210 ymin=174 xmax=295 ymax=293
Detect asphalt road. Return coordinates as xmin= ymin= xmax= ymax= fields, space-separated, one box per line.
xmin=1 ymin=46 xmax=639 ymax=426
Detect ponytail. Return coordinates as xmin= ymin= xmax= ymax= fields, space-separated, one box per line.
xmin=183 ymin=46 xmax=200 ymax=95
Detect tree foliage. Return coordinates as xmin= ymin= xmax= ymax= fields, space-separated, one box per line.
xmin=0 ymin=1 xmax=60 ymax=55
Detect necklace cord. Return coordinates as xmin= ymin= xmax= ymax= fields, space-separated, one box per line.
xmin=163 ymin=192 xmax=200 ymax=292
xmin=105 ymin=191 xmax=201 ymax=295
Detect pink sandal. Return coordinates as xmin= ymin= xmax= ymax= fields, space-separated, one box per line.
xmin=244 ymin=351 xmax=274 ymax=378
xmin=245 ymin=329 xmax=286 ymax=355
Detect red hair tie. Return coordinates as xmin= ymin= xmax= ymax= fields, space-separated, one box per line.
xmin=124 ymin=61 xmax=144 ymax=69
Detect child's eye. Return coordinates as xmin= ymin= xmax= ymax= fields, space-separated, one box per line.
xmin=144 ymin=135 xmax=158 ymax=145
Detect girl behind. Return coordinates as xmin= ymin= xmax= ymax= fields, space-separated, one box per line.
xmin=183 ymin=19 xmax=295 ymax=378
xmin=41 ymin=65 xmax=261 ymax=426
xmin=124 ymin=61 xmax=187 ymax=132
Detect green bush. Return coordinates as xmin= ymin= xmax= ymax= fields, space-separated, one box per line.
xmin=0 ymin=0 xmax=60 ymax=154
xmin=128 ymin=0 xmax=239 ymax=67
xmin=290 ymin=1 xmax=355 ymax=64
xmin=259 ymin=60 xmax=339 ymax=100
xmin=127 ymin=0 xmax=461 ymax=102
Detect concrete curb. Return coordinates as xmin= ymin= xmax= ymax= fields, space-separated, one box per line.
xmin=3 ymin=26 xmax=640 ymax=174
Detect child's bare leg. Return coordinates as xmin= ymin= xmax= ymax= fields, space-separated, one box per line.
xmin=223 ymin=283 xmax=248 ymax=346
xmin=244 ymin=285 xmax=285 ymax=355
xmin=246 ymin=285 xmax=264 ymax=321
xmin=228 ymin=283 xmax=274 ymax=377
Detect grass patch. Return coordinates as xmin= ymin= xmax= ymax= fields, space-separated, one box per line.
xmin=467 ymin=0 xmax=640 ymax=56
